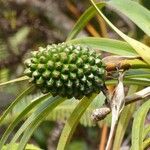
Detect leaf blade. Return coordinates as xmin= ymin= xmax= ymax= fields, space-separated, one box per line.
xmin=0 ymin=85 xmax=34 ymax=125
xmin=131 ymin=100 xmax=150 ymax=150
xmin=57 ymin=94 xmax=97 ymax=150
xmin=90 ymin=0 xmax=150 ymax=65
xmin=17 ymin=96 xmax=65 ymax=150
xmin=9 ymin=96 xmax=61 ymax=144
xmin=0 ymin=93 xmax=51 ymax=149
xmin=108 ymin=0 xmax=150 ymax=36
xmin=66 ymin=3 xmax=105 ymax=40
xmin=67 ymin=37 xmax=138 ymax=56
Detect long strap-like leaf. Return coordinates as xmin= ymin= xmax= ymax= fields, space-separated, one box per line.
xmin=90 ymin=0 xmax=150 ymax=65
xmin=108 ymin=0 xmax=150 ymax=36
xmin=131 ymin=100 xmax=150 ymax=150
xmin=16 ymin=96 xmax=65 ymax=150
xmin=7 ymin=96 xmax=65 ymax=150
xmin=57 ymin=93 xmax=97 ymax=150
xmin=66 ymin=3 xmax=105 ymax=41
xmin=0 ymin=85 xmax=34 ymax=125
xmin=0 ymin=93 xmax=51 ymax=149
xmin=68 ymin=37 xmax=137 ymax=56
xmin=106 ymin=78 xmax=150 ymax=86
xmin=67 ymin=1 xmax=150 ymax=40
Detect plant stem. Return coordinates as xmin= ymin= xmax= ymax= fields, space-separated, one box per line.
xmin=99 ymin=124 xmax=108 ymax=150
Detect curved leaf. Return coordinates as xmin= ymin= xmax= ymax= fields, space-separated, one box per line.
xmin=67 ymin=37 xmax=138 ymax=56
xmin=143 ymin=125 xmax=150 ymax=140
xmin=2 ymin=143 xmax=41 ymax=150
xmin=57 ymin=94 xmax=97 ymax=150
xmin=108 ymin=0 xmax=150 ymax=36
xmin=0 ymin=85 xmax=34 ymax=125
xmin=66 ymin=3 xmax=105 ymax=41
xmin=7 ymin=96 xmax=65 ymax=150
xmin=90 ymin=0 xmax=150 ymax=65
xmin=106 ymin=78 xmax=150 ymax=86
xmin=0 ymin=93 xmax=51 ymax=149
xmin=17 ymin=96 xmax=65 ymax=150
xmin=131 ymin=100 xmax=150 ymax=150
xmin=67 ymin=1 xmax=150 ymax=40
xmin=48 ymin=93 xmax=105 ymax=127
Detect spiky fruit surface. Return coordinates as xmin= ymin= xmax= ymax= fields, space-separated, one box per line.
xmin=24 ymin=43 xmax=106 ymax=99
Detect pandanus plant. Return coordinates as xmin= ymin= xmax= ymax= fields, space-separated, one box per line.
xmin=0 ymin=0 xmax=150 ymax=150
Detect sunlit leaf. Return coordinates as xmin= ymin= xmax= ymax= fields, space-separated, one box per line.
xmin=57 ymin=94 xmax=97 ymax=150
xmin=143 ymin=125 xmax=150 ymax=140
xmin=90 ymin=0 xmax=150 ymax=65
xmin=0 ymin=93 xmax=51 ymax=149
xmin=2 ymin=143 xmax=41 ymax=150
xmin=131 ymin=100 xmax=150 ymax=150
xmin=48 ymin=93 xmax=105 ymax=127
xmin=16 ymin=96 xmax=65 ymax=150
xmin=66 ymin=3 xmax=105 ymax=40
xmin=106 ymin=78 xmax=150 ymax=86
xmin=68 ymin=37 xmax=137 ymax=56
xmin=108 ymin=0 xmax=150 ymax=36
xmin=7 ymin=96 xmax=65 ymax=150
xmin=143 ymin=138 xmax=150 ymax=150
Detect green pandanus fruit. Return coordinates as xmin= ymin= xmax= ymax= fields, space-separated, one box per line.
xmin=24 ymin=43 xmax=106 ymax=99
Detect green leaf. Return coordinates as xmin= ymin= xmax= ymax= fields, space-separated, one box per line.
xmin=66 ymin=3 xmax=105 ymax=41
xmin=106 ymin=78 xmax=150 ymax=86
xmin=0 ymin=93 xmax=51 ymax=149
xmin=108 ymin=0 xmax=150 ymax=36
xmin=126 ymin=69 xmax=150 ymax=76
xmin=0 ymin=76 xmax=29 ymax=86
xmin=0 ymin=85 xmax=34 ymax=125
xmin=131 ymin=100 xmax=150 ymax=150
xmin=67 ymin=1 xmax=150 ymax=40
xmin=67 ymin=37 xmax=138 ymax=56
xmin=17 ymin=96 xmax=65 ymax=150
xmin=112 ymin=85 xmax=138 ymax=150
xmin=2 ymin=143 xmax=41 ymax=150
xmin=9 ymin=26 xmax=30 ymax=54
xmin=68 ymin=140 xmax=87 ymax=150
xmin=8 ymin=96 xmax=65 ymax=150
xmin=143 ymin=125 xmax=150 ymax=140
xmin=0 ymin=69 xmax=9 ymax=83
xmin=143 ymin=138 xmax=150 ymax=150
xmin=126 ymin=74 xmax=150 ymax=79
xmin=125 ymin=68 xmax=150 ymax=78
xmin=48 ymin=93 xmax=105 ymax=127
xmin=57 ymin=93 xmax=97 ymax=150
xmin=90 ymin=0 xmax=150 ymax=65
xmin=0 ymin=40 xmax=9 ymax=60
xmin=4 ymin=93 xmax=105 ymax=127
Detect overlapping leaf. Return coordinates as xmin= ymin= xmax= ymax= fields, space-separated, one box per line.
xmin=90 ymin=0 xmax=150 ymax=65
xmin=131 ymin=100 xmax=150 ymax=150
